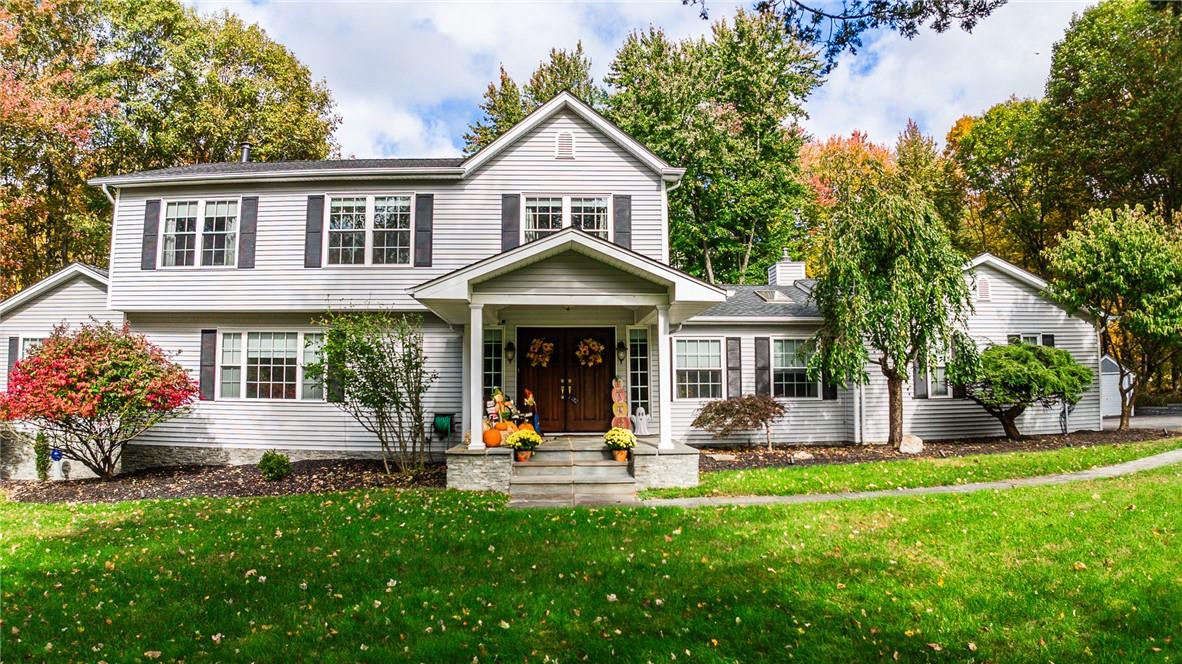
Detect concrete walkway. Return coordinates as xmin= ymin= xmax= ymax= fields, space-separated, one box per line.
xmin=1103 ymin=414 xmax=1182 ymax=431
xmin=642 ymin=447 xmax=1182 ymax=509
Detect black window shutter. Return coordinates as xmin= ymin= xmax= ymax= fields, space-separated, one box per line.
xmin=199 ymin=330 xmax=216 ymax=401
xmin=822 ymin=372 xmax=838 ymax=400
xmin=613 ymin=195 xmax=632 ymax=249
xmin=1042 ymin=333 xmax=1055 ymax=347
xmin=913 ymin=359 xmax=929 ymax=399
xmin=414 ymin=193 xmax=434 ymax=267
xmin=238 ymin=196 xmax=259 ymax=268
xmin=141 ymin=199 xmax=161 ymax=270
xmin=754 ymin=337 xmax=771 ymax=397
xmin=501 ymin=194 xmax=520 ymax=251
xmin=725 ymin=337 xmax=742 ymax=398
xmin=7 ymin=336 xmax=18 ymax=384
xmin=304 ymin=195 xmax=324 ymax=268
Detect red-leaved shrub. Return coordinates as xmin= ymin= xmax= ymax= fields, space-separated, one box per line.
xmin=0 ymin=322 xmax=197 ymax=478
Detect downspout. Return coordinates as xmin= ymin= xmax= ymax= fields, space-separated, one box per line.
xmin=100 ymin=183 xmax=115 ymax=205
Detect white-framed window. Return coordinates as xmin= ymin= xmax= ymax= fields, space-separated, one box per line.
xmin=522 ymin=194 xmax=612 ymax=243
xmin=1009 ymin=332 xmax=1046 ymax=346
xmin=928 ymin=353 xmax=950 ymax=398
xmin=482 ymin=328 xmax=503 ymax=395
xmin=217 ymin=331 xmax=324 ymax=401
xmin=18 ymin=337 xmax=44 ymax=359
xmin=201 ymin=200 xmax=238 ymax=266
xmin=675 ymin=338 xmax=723 ymax=399
xmin=372 ymin=196 xmax=412 ymax=265
xmin=325 ymin=194 xmax=414 ymax=266
xmin=327 ymin=196 xmax=367 ymax=265
xmin=628 ymin=326 xmax=650 ymax=413
xmin=161 ymin=199 xmax=240 ymax=268
xmin=772 ymin=338 xmax=819 ymax=399
xmin=162 ymin=200 xmax=199 ymax=267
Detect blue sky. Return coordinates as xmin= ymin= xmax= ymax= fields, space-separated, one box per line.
xmin=191 ymin=0 xmax=1086 ymax=157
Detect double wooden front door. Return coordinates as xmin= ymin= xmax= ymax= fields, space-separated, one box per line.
xmin=517 ymin=327 xmax=614 ymax=433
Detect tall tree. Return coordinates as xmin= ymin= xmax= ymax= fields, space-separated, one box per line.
xmin=461 ymin=67 xmax=525 ymax=156
xmin=0 ymin=0 xmax=339 ymax=299
xmin=805 ymin=146 xmax=971 ymax=446
xmin=1046 ymin=205 xmax=1182 ymax=430
xmin=463 ymin=42 xmax=605 ymax=155
xmin=895 ymin=119 xmax=964 ymax=239
xmin=1042 ymin=0 xmax=1182 ymax=223
xmin=607 ymin=9 xmax=820 ymax=283
xmin=945 ymin=98 xmax=1068 ymax=273
xmin=689 ymin=0 xmax=1005 ymax=68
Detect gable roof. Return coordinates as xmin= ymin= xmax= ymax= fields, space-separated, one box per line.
xmin=0 ymin=263 xmax=109 ymax=316
xmin=966 ymin=253 xmax=1048 ymax=291
xmin=88 ymin=93 xmax=684 ymax=188
xmin=460 ymin=92 xmax=684 ymax=182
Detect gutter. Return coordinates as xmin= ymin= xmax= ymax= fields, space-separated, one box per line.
xmin=88 ymin=167 xmax=467 ymax=188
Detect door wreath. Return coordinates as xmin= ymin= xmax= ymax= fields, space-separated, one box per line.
xmin=526 ymin=338 xmax=555 ymax=367
xmin=575 ymin=337 xmax=605 ymax=367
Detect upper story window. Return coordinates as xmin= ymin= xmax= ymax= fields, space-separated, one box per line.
xmin=326 ymin=194 xmax=413 ymax=266
xmin=675 ymin=338 xmax=723 ymax=399
xmin=523 ymin=194 xmax=611 ymax=243
xmin=161 ymin=199 xmax=238 ymax=268
xmin=772 ymin=339 xmax=819 ymax=399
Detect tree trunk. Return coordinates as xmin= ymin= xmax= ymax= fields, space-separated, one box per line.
xmin=702 ymin=237 xmax=715 ymax=284
xmin=1118 ymin=371 xmax=1135 ymax=432
xmin=999 ymin=409 xmax=1024 ymax=441
xmin=887 ymin=373 xmax=904 ymax=447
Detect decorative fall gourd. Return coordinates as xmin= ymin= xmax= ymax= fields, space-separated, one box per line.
xmin=494 ymin=421 xmax=511 ymax=431
xmin=517 ymin=422 xmax=535 ymax=432
xmin=482 ymin=428 xmax=501 ymax=446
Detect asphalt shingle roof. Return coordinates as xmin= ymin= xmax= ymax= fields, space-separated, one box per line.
xmin=696 ymin=282 xmax=819 ymax=319
xmin=107 ymin=158 xmax=466 ymax=180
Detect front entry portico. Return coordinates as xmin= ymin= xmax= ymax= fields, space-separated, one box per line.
xmin=412 ymin=229 xmax=725 ymax=494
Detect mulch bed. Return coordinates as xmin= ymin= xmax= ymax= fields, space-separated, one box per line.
xmin=1 ymin=459 xmax=446 ymax=504
xmin=699 ymin=428 xmax=1172 ymax=473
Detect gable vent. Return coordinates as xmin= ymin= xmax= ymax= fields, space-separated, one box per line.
xmin=555 ymin=131 xmax=575 ymax=159
xmin=976 ymin=276 xmax=991 ymax=302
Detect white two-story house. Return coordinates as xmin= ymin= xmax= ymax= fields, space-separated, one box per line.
xmin=0 ymin=93 xmax=1103 ymax=491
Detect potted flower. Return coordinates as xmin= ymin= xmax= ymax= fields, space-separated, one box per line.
xmin=506 ymin=429 xmax=543 ymax=462
xmin=603 ymin=427 xmax=636 ymax=462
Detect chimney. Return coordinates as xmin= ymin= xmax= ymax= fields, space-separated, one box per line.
xmin=767 ymin=248 xmax=807 ymax=285
xmin=239 ymin=142 xmax=252 ymax=163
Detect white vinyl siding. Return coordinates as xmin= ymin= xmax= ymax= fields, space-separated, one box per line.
xmin=675 ymin=339 xmax=722 ymax=399
xmin=107 ymin=109 xmax=667 ymax=311
xmin=772 ymin=338 xmax=818 ymax=399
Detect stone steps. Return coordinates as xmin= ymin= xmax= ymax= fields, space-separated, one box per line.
xmin=508 ymin=438 xmax=637 ymax=506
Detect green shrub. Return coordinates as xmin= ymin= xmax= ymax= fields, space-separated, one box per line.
xmin=258 ymin=450 xmax=292 ymax=482
xmin=33 ymin=432 xmax=50 ymax=482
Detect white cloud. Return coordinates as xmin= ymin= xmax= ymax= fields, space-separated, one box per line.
xmin=189 ymin=0 xmax=1087 ymax=157
xmin=802 ymin=0 xmax=1088 ymax=145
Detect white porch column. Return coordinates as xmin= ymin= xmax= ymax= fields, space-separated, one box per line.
xmin=467 ymin=303 xmax=486 ymax=449
xmin=656 ymin=304 xmax=673 ymax=450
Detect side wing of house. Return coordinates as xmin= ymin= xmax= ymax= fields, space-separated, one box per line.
xmin=860 ymin=260 xmax=1103 ymax=442
xmin=0 ymin=265 xmax=119 ymax=479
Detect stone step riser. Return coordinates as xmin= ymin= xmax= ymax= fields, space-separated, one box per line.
xmin=513 ymin=465 xmax=631 ymax=479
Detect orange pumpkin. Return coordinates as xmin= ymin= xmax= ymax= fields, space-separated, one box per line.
xmin=494 ymin=421 xmax=510 ymax=431
xmin=482 ymin=428 xmax=502 ymax=446
xmin=517 ymin=422 xmax=535 ymax=432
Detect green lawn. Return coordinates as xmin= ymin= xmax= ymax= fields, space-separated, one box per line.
xmin=643 ymin=437 xmax=1182 ymax=499
xmin=4 ymin=458 xmax=1182 ymax=662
